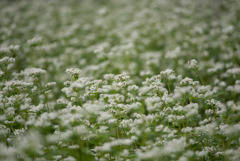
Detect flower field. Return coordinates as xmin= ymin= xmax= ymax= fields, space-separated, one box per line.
xmin=0 ymin=0 xmax=240 ymax=160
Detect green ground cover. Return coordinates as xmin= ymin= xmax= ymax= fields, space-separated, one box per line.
xmin=0 ymin=0 xmax=240 ymax=160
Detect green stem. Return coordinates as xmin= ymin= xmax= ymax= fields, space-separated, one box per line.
xmin=197 ymin=71 xmax=205 ymax=85
xmin=33 ymin=48 xmax=36 ymax=67
xmin=167 ymin=82 xmax=171 ymax=93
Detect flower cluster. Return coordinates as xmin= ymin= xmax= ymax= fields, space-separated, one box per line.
xmin=0 ymin=0 xmax=240 ymax=160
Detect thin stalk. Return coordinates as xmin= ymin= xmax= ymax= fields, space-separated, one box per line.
xmin=197 ymin=71 xmax=205 ymax=85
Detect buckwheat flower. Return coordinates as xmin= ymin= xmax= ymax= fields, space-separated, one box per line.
xmin=185 ymin=103 xmax=198 ymax=117
xmin=98 ymin=126 xmax=108 ymax=134
xmin=31 ymin=86 xmax=37 ymax=93
xmin=188 ymin=59 xmax=198 ymax=69
xmin=114 ymin=73 xmax=130 ymax=82
xmin=133 ymin=118 xmax=143 ymax=125
xmin=70 ymin=97 xmax=76 ymax=102
xmin=205 ymin=109 xmax=213 ymax=115
xmin=227 ymin=67 xmax=240 ymax=75
xmin=218 ymin=81 xmax=226 ymax=87
xmin=155 ymin=125 xmax=164 ymax=132
xmin=115 ymin=81 xmax=127 ymax=88
xmin=140 ymin=70 xmax=152 ymax=77
xmin=223 ymin=25 xmax=234 ymax=33
xmin=27 ymin=36 xmax=42 ymax=46
xmin=14 ymin=115 xmax=24 ymax=123
xmin=180 ymin=77 xmax=194 ymax=86
xmin=13 ymin=128 xmax=25 ymax=136
xmin=95 ymin=143 xmax=111 ymax=152
xmin=63 ymin=80 xmax=71 ymax=86
xmin=227 ymin=85 xmax=234 ymax=92
xmin=127 ymin=102 xmax=141 ymax=111
xmin=165 ymin=47 xmax=181 ymax=59
xmin=188 ymin=139 xmax=196 ymax=145
xmin=203 ymin=122 xmax=217 ymax=135
xmin=137 ymin=146 xmax=160 ymax=160
xmin=114 ymin=138 xmax=133 ymax=146
xmin=45 ymin=82 xmax=56 ymax=88
xmin=146 ymin=114 xmax=156 ymax=123
xmin=178 ymin=156 xmax=188 ymax=161
xmin=129 ymin=127 xmax=141 ymax=136
xmin=160 ymin=69 xmax=174 ymax=76
xmin=104 ymin=153 xmax=110 ymax=159
xmin=145 ymin=96 xmax=161 ymax=112
xmin=0 ymin=70 xmax=4 ymax=77
xmin=29 ymin=104 xmax=44 ymax=113
xmin=68 ymin=145 xmax=79 ymax=149
xmin=56 ymin=97 xmax=68 ymax=104
xmin=53 ymin=155 xmax=62 ymax=160
xmin=145 ymin=127 xmax=151 ymax=133
xmin=207 ymin=62 xmax=225 ymax=73
xmin=97 ymin=111 xmax=112 ymax=122
xmin=22 ymin=68 xmax=46 ymax=77
xmin=0 ymin=47 xmax=9 ymax=54
xmin=119 ymin=149 xmax=129 ymax=157
xmin=73 ymin=125 xmax=88 ymax=135
xmin=195 ymin=150 xmax=208 ymax=157
xmin=0 ymin=114 xmax=6 ymax=121
xmin=163 ymin=127 xmax=171 ymax=133
xmin=0 ymin=125 xmax=10 ymax=136
xmin=0 ymin=56 xmax=15 ymax=65
xmin=127 ymin=85 xmax=139 ymax=91
xmin=61 ymin=87 xmax=72 ymax=97
xmin=5 ymin=96 xmax=17 ymax=106
xmin=15 ymin=131 xmax=44 ymax=157
xmin=83 ymin=102 xmax=105 ymax=114
xmin=228 ymin=83 xmax=240 ymax=93
xmin=104 ymin=74 xmax=115 ymax=80
xmin=5 ymin=80 xmax=33 ymax=90
xmin=181 ymin=127 xmax=193 ymax=133
xmin=215 ymin=151 xmax=223 ymax=157
xmin=0 ymin=143 xmax=17 ymax=160
xmin=167 ymin=114 xmax=176 ymax=123
xmin=63 ymin=156 xmax=76 ymax=161
xmin=138 ymin=137 xmax=186 ymax=160
xmin=204 ymin=146 xmax=216 ymax=153
xmin=108 ymin=118 xmax=117 ymax=124
xmin=66 ymin=68 xmax=82 ymax=79
xmin=9 ymin=44 xmax=20 ymax=51
xmin=138 ymin=86 xmax=151 ymax=96
xmin=226 ymin=100 xmax=235 ymax=108
xmin=221 ymin=123 xmax=240 ymax=136
xmin=120 ymin=119 xmax=133 ymax=128
xmin=161 ymin=94 xmax=173 ymax=103
xmin=225 ymin=148 xmax=240 ymax=161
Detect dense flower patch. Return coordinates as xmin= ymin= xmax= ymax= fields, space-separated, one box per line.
xmin=0 ymin=0 xmax=240 ymax=160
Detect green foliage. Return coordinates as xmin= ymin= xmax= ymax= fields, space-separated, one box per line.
xmin=0 ymin=0 xmax=240 ymax=160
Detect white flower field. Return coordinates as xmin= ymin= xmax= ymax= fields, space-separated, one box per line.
xmin=0 ymin=0 xmax=240 ymax=160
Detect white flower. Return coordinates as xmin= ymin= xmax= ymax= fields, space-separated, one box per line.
xmin=227 ymin=67 xmax=240 ymax=75
xmin=73 ymin=125 xmax=88 ymax=135
xmin=165 ymin=47 xmax=181 ymax=59
xmin=27 ymin=36 xmax=42 ymax=46
xmin=22 ymin=68 xmax=46 ymax=77
xmin=66 ymin=68 xmax=82 ymax=77
xmin=98 ymin=126 xmax=108 ymax=134
xmin=82 ymin=102 xmax=105 ymax=114
xmin=104 ymin=74 xmax=115 ymax=80
xmin=0 ymin=57 xmax=15 ymax=65
xmin=155 ymin=125 xmax=164 ymax=132
xmin=45 ymin=82 xmax=56 ymax=88
xmin=98 ymin=112 xmax=112 ymax=122
xmin=188 ymin=59 xmax=198 ymax=69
